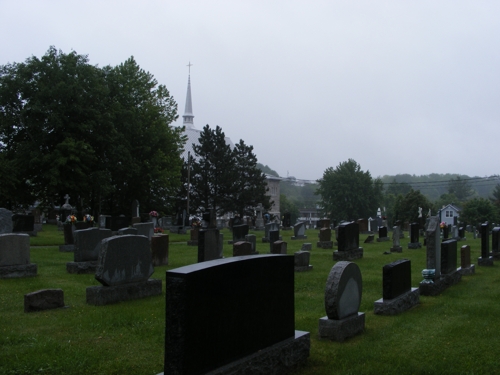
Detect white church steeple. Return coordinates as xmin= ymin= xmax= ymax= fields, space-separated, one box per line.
xmin=182 ymin=62 xmax=194 ymax=129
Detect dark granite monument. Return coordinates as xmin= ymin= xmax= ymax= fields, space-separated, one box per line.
xmin=12 ymin=214 xmax=35 ymax=235
xmin=231 ymin=224 xmax=249 ymax=244
xmin=24 ymin=289 xmax=65 ymax=313
xmin=333 ymin=221 xmax=363 ymax=261
xmin=0 ymin=233 xmax=37 ymax=278
xmin=317 ymin=227 xmax=333 ymax=249
xmin=163 ymin=255 xmax=310 ymax=374
xmin=294 ymin=250 xmax=312 ymax=272
xmin=66 ymin=228 xmax=112 ymax=274
xmin=491 ymin=227 xmax=500 ymax=259
xmin=198 ymin=228 xmax=223 ymax=262
xmin=390 ymin=226 xmax=403 ymax=253
xmin=377 ymin=226 xmax=390 ymax=242
xmin=478 ymin=222 xmax=493 ymax=266
xmin=374 ymin=259 xmax=419 ymax=315
xmin=291 ymin=222 xmax=307 ymax=240
xmin=408 ymin=222 xmax=421 ymax=249
xmin=318 ymin=261 xmax=365 ymax=341
xmin=460 ymin=245 xmax=475 ymax=276
xmin=151 ymin=234 xmax=169 ymax=266
xmin=233 ymin=241 xmax=252 ymax=256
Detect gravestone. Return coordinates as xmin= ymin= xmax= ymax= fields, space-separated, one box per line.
xmin=408 ymin=222 xmax=421 ymax=249
xmin=491 ymin=227 xmax=500 ymax=259
xmin=86 ymin=235 xmax=162 ymax=305
xmin=244 ymin=234 xmax=258 ymax=254
xmin=441 ymin=239 xmax=458 ymax=274
xmin=442 ymin=225 xmax=449 ymax=240
xmin=67 ymin=228 xmax=112 ymax=274
xmin=132 ymin=222 xmax=154 ymax=242
xmin=105 ymin=216 xmax=132 ymax=232
xmin=12 ymin=214 xmax=35 ymax=235
xmin=294 ymin=250 xmax=312 ymax=272
xmin=318 ymin=261 xmax=365 ymax=342
xmin=374 ymin=259 xmax=419 ymax=315
xmin=282 ymin=212 xmax=291 ymax=228
xmin=198 ymin=228 xmax=223 ymax=262
xmin=117 ymin=227 xmax=137 ymax=235
xmin=458 ymin=227 xmax=466 ymax=241
xmin=271 ymin=240 xmax=287 ymax=254
xmin=60 ymin=222 xmax=75 ymax=252
xmin=291 ymin=222 xmax=307 ymax=240
xmin=262 ymin=222 xmax=280 ymax=243
xmin=394 ymin=220 xmax=405 ymax=239
xmin=377 ymin=226 xmax=390 ymax=242
xmin=269 ymin=229 xmax=280 ymax=253
xmin=0 ymin=208 xmax=13 ymax=234
xmin=254 ymin=203 xmax=265 ymax=230
xmin=163 ymin=255 xmax=310 ymax=374
xmin=364 ymin=234 xmax=374 ymax=243
xmin=478 ymin=222 xmax=493 ymax=266
xmin=301 ymin=243 xmax=312 ymax=251
xmin=187 ymin=227 xmax=199 ymax=246
xmin=151 ymin=234 xmax=169 ymax=266
xmin=231 ymin=224 xmax=249 ymax=244
xmin=0 ymin=233 xmax=37 ymax=278
xmin=317 ymin=227 xmax=333 ymax=249
xmin=357 ymin=218 xmax=368 ymax=233
xmin=334 ymin=221 xmax=363 ymax=261
xmin=390 ymin=226 xmax=402 ymax=253
xmin=24 ymin=289 xmax=65 ymax=313
xmin=369 ymin=218 xmax=378 ymax=233
xmin=233 ymin=241 xmax=252 ymax=256
xmin=460 ymin=245 xmax=475 ymax=276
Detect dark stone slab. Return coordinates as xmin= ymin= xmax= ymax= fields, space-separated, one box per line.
xmin=318 ymin=313 xmax=365 ymax=342
xmin=294 ymin=250 xmax=310 ymax=267
xmin=12 ymin=214 xmax=35 ymax=232
xmin=377 ymin=237 xmax=390 ymax=242
xmin=319 ymin=228 xmax=331 ymax=242
xmin=24 ymin=289 xmax=65 ymax=313
xmin=374 ymin=288 xmax=419 ymax=315
xmin=63 ymin=223 xmax=74 ymax=245
xmin=378 ymin=226 xmax=388 ymax=238
xmin=383 ymin=259 xmax=411 ymax=299
xmin=481 ymin=223 xmax=489 ymax=258
xmin=133 ymin=222 xmax=154 ymax=241
xmin=86 ymin=279 xmax=162 ymax=306
xmin=478 ymin=256 xmax=494 ymax=266
xmin=441 ymin=239 xmax=457 ymax=274
xmin=66 ymin=261 xmax=98 ymax=274
xmin=271 ymin=240 xmax=287 ymax=254
xmin=0 ymin=208 xmax=13 ymax=234
xmin=460 ymin=264 xmax=475 ymax=276
xmin=95 ymin=235 xmax=153 ymax=286
xmin=152 ymin=234 xmax=169 ymax=266
xmin=117 ymin=227 xmax=138 ymax=235
xmin=325 ymin=261 xmax=362 ymax=320
xmin=0 ymin=233 xmax=30 ymax=266
xmin=337 ymin=222 xmax=359 ymax=252
xmin=492 ymin=227 xmax=500 ymax=254
xmin=410 ymin=223 xmax=419 ymax=243
xmin=164 ymin=255 xmax=299 ymax=375
xmin=269 ymin=230 xmax=280 ymax=252
xmin=292 ymin=222 xmax=307 ymax=240
xmin=333 ymin=247 xmax=363 ymax=261
xmin=426 ymin=216 xmax=441 ymax=278
xmin=232 ymin=224 xmax=249 ymax=243
xmin=364 ymin=235 xmax=374 ymax=244
xmin=301 ymin=243 xmax=312 ymax=251
xmin=419 ymin=270 xmax=462 ymax=296
xmin=317 ymin=241 xmax=334 ymax=249
xmin=233 ymin=241 xmax=252 ymax=256
xmin=74 ymin=228 xmax=112 ymax=262
xmin=244 ymin=234 xmax=258 ymax=254
xmin=198 ymin=228 xmax=223 ymax=262
xmin=390 ymin=246 xmax=402 ymax=253
xmin=0 ymin=263 xmax=37 ymax=278
xmin=105 ymin=216 xmax=132 ymax=232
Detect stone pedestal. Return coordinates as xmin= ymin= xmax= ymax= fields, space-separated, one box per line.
xmin=291 ymin=235 xmax=307 ymax=240
xmin=86 ymin=279 xmax=162 ymax=306
xmin=317 ymin=241 xmax=333 ymax=249
xmin=373 ymin=288 xmax=419 ymax=315
xmin=0 ymin=263 xmax=37 ymax=278
xmin=490 ymin=252 xmax=500 ymax=260
xmin=478 ymin=256 xmax=494 ymax=266
xmin=408 ymin=242 xmax=422 ymax=249
xmin=377 ymin=237 xmax=390 ymax=242
xmin=333 ymin=247 xmax=363 ymax=261
xmin=390 ymin=246 xmax=402 ymax=253
xmin=460 ymin=264 xmax=475 ymax=276
xmin=318 ymin=313 xmax=365 ymax=342
xmin=66 ymin=261 xmax=98 ymax=274
xmin=419 ymin=270 xmax=462 ymax=296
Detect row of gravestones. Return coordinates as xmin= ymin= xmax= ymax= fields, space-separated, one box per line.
xmin=0 ymin=208 xmax=40 ymax=236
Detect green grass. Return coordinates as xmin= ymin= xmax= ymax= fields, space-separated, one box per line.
xmin=1 ymin=225 xmax=498 ymax=374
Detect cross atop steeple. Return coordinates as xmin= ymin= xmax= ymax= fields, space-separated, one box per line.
xmin=187 ymin=61 xmax=193 ymax=75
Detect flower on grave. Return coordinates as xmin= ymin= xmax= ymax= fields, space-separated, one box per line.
xmin=149 ymin=210 xmax=158 ymax=217
xmin=191 ymin=219 xmax=201 ymax=228
xmin=83 ymin=214 xmax=94 ymax=223
xmin=440 ymin=222 xmax=446 ymax=228
xmin=66 ymin=215 xmax=77 ymax=223
xmin=154 ymin=227 xmax=163 ymax=234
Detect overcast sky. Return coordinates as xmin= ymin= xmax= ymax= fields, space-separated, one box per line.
xmin=1 ymin=1 xmax=499 ymax=181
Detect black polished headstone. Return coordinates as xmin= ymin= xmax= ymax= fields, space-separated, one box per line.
xmin=492 ymin=227 xmax=500 ymax=253
xmin=12 ymin=214 xmax=35 ymax=232
xmin=198 ymin=228 xmax=222 ymax=262
xmin=337 ymin=222 xmax=359 ymax=252
xmin=441 ymin=239 xmax=457 ymax=274
xmin=74 ymin=228 xmax=112 ymax=262
xmin=410 ymin=223 xmax=419 ymax=243
xmin=232 ymin=224 xmax=249 ymax=242
xmin=105 ymin=216 xmax=132 ymax=232
xmin=164 ymin=255 xmax=295 ymax=374
xmin=481 ymin=223 xmax=489 ymax=258
xmin=283 ymin=212 xmax=291 ymax=227
xmin=383 ymin=259 xmax=411 ymax=300
xmin=269 ymin=229 xmax=280 ymax=252
xmin=378 ymin=226 xmax=388 ymax=238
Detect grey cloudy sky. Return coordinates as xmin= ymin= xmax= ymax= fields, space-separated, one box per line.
xmin=1 ymin=1 xmax=499 ymax=181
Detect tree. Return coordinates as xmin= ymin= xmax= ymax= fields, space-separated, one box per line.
xmin=280 ymin=194 xmax=300 ymax=224
xmin=490 ymin=184 xmax=500 ymax=209
xmin=190 ymin=125 xmax=235 ymax=215
xmin=316 ymin=159 xmax=383 ymax=222
xmin=460 ymin=197 xmax=499 ymax=226
xmin=231 ymin=140 xmax=271 ymax=217
xmin=385 ymin=179 xmax=412 ymax=196
xmin=0 ymin=47 xmax=185 ymax=215
xmin=392 ymin=189 xmax=433 ymax=225
xmin=447 ymin=176 xmax=474 ymax=202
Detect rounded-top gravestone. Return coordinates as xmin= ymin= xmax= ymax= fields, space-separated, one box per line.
xmin=324 ymin=261 xmax=362 ymax=320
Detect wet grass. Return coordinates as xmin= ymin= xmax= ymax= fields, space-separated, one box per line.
xmin=1 ymin=226 xmax=498 ymax=374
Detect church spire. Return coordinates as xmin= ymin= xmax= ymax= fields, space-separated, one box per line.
xmin=182 ymin=62 xmax=194 ymax=128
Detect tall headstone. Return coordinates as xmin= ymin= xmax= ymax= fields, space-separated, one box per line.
xmin=318 ymin=261 xmax=364 ymax=341
xmin=478 ymin=222 xmax=493 ymax=266
xmin=291 ymin=222 xmax=307 ymax=240
xmin=441 ymin=239 xmax=457 ymax=274
xmin=460 ymin=245 xmax=475 ymax=275
xmin=254 ymin=203 xmax=265 ymax=230
xmin=377 ymin=226 xmax=390 ymax=242
xmin=334 ymin=222 xmax=363 ymax=261
xmin=0 ymin=233 xmax=37 ymax=278
xmin=232 ymin=224 xmax=249 ymax=243
xmin=0 ymin=208 xmax=13 ymax=234
xmin=151 ymin=234 xmax=169 ymax=266
xmin=245 ymin=234 xmax=258 ymax=254
xmin=491 ymin=227 xmax=500 ymax=259
xmin=269 ymin=230 xmax=280 ymax=253
xmin=425 ymin=216 xmax=441 ymax=278
xmin=294 ymin=251 xmax=312 ymax=272
xmin=198 ymin=228 xmax=223 ymax=262
xmin=132 ymin=222 xmax=154 ymax=242
xmin=390 ymin=226 xmax=402 ymax=253
xmin=317 ymin=227 xmax=333 ymax=249
xmin=408 ymin=222 xmax=422 ymax=249
xmin=164 ymin=255 xmax=310 ymax=374
xmin=66 ymin=228 xmax=112 ymax=274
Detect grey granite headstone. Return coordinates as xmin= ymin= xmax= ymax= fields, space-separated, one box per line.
xmin=244 ymin=234 xmax=258 ymax=254
xmin=95 ymin=235 xmax=154 ymax=286
xmin=73 ymin=228 xmax=112 ymax=262
xmin=133 ymin=222 xmax=154 ymax=241
xmin=301 ymin=243 xmax=312 ymax=251
xmin=233 ymin=241 xmax=252 ymax=256
xmin=117 ymin=227 xmax=138 ymax=235
xmin=0 ymin=208 xmax=13 ymax=234
xmin=0 ymin=233 xmax=37 ymax=278
xmin=292 ymin=222 xmax=307 ymax=239
xmin=24 ymin=289 xmax=65 ymax=313
xmin=426 ymin=216 xmax=441 ymax=278
xmin=294 ymin=251 xmax=312 ymax=272
xmin=198 ymin=228 xmax=223 ymax=262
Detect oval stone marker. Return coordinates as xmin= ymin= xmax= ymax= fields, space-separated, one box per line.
xmin=324 ymin=261 xmax=362 ymax=320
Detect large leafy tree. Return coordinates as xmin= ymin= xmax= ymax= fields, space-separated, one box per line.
xmin=447 ymin=176 xmax=474 ymax=202
xmin=392 ymin=189 xmax=433 ymax=225
xmin=460 ymin=197 xmax=499 ymax=226
xmin=0 ymin=47 xmax=184 ymax=215
xmin=316 ymin=159 xmax=383 ymax=222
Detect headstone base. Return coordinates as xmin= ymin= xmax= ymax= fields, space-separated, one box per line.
xmin=390 ymin=246 xmax=402 ymax=253
xmin=0 ymin=263 xmax=37 ymax=279
xmin=419 ymin=270 xmax=462 ymax=296
xmin=316 ymin=241 xmax=333 ymax=249
xmin=59 ymin=244 xmax=74 ymax=252
xmin=478 ymin=256 xmax=494 ymax=266
xmin=333 ymin=247 xmax=363 ymax=261
xmin=159 ymin=331 xmax=310 ymax=375
xmin=294 ymin=265 xmax=313 ymax=272
xmin=291 ymin=235 xmax=307 ymax=240
xmin=318 ymin=313 xmax=365 ymax=342
xmin=490 ymin=252 xmax=500 ymax=260
xmin=376 ymin=237 xmax=390 ymax=242
xmin=373 ymin=288 xmax=419 ymax=315
xmin=66 ymin=261 xmax=98 ymax=274
xmin=408 ymin=242 xmax=422 ymax=249
xmin=187 ymin=240 xmax=198 ymax=246
xmin=460 ymin=264 xmax=475 ymax=276
xmin=24 ymin=289 xmax=65 ymax=313
xmin=86 ymin=279 xmax=162 ymax=306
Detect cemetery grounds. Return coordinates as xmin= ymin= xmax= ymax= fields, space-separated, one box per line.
xmin=1 ymin=224 xmax=499 ymax=375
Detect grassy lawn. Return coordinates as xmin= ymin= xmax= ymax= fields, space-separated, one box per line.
xmin=1 ymin=225 xmax=498 ymax=374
